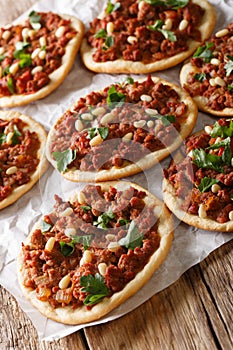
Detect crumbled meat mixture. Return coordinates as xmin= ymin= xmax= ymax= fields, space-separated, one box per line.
xmin=0 ymin=117 xmax=40 ymax=201
xmin=183 ymin=22 xmax=233 ymax=111
xmin=86 ymin=0 xmax=204 ymax=63
xmin=22 ymin=184 xmax=161 ymax=309
xmin=163 ymin=118 xmax=233 ymax=223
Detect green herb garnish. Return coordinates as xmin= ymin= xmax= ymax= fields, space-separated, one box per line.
xmin=7 ymin=77 xmax=15 ymax=94
xmin=88 ymin=127 xmax=109 ymax=140
xmin=228 ymin=84 xmax=233 ymax=92
xmin=144 ymin=0 xmax=188 ymax=9
xmin=80 ymin=273 xmax=110 ymax=305
xmin=59 ymin=241 xmax=75 ymax=256
xmin=73 ymin=235 xmax=92 ymax=250
xmin=125 ymin=77 xmax=134 ymax=85
xmin=149 ymin=112 xmax=176 ymax=126
xmin=194 ymin=73 xmax=206 ymax=82
xmin=103 ymin=35 xmax=114 ymax=50
xmin=224 ymin=55 xmax=233 ymax=77
xmin=29 ymin=10 xmax=41 ymax=30
xmin=118 ymin=220 xmax=144 ymax=250
xmin=107 ymin=86 xmax=126 ymax=107
xmin=106 ymin=0 xmax=121 ymax=14
xmin=210 ymin=120 xmax=233 ymax=138
xmin=41 ymin=220 xmax=52 ymax=233
xmin=11 ymin=125 xmax=22 ymax=145
xmin=52 ymin=149 xmax=76 ymax=172
xmin=193 ymin=42 xmax=214 ymax=63
xmin=0 ymin=133 xmax=7 ymax=145
xmin=94 ymin=29 xmax=107 ymax=39
xmin=93 ymin=210 xmax=115 ymax=229
xmin=207 ymin=137 xmax=232 ymax=166
xmin=147 ymin=19 xmax=177 ymax=41
xmin=197 ymin=177 xmax=219 ymax=193
xmin=192 ymin=148 xmax=223 ymax=172
xmin=81 ymin=205 xmax=92 ymax=212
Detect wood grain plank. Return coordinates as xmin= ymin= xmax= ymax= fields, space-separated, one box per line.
xmin=84 ymin=240 xmax=232 ymax=350
xmin=0 ymin=286 xmax=87 ymax=350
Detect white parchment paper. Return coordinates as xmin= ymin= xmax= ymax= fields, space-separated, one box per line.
xmin=0 ymin=0 xmax=232 ymax=341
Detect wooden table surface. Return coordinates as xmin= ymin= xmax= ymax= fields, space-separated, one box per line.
xmin=0 ymin=1 xmax=232 ymax=349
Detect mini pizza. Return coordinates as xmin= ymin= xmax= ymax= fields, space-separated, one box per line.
xmin=0 ymin=11 xmax=84 ymax=107
xmin=163 ymin=118 xmax=233 ymax=232
xmin=80 ymin=0 xmax=216 ymax=74
xmin=46 ymin=75 xmax=198 ymax=182
xmin=0 ymin=111 xmax=48 ymax=209
xmin=180 ymin=23 xmax=233 ymax=116
xmin=17 ymin=181 xmax=173 ymax=324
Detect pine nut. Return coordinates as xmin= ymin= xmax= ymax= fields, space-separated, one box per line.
xmin=6 ymin=132 xmax=14 ymax=145
xmin=101 ymin=112 xmax=115 ymax=124
xmin=133 ymin=120 xmax=146 ymax=128
xmin=0 ymin=47 xmax=4 ymax=55
xmin=211 ymin=183 xmax=221 ymax=193
xmin=75 ymin=119 xmax=84 ymax=132
xmin=127 ymin=36 xmax=138 ymax=45
xmin=231 ymin=158 xmax=233 ymax=167
xmin=145 ymin=108 xmax=158 ymax=115
xmin=31 ymin=48 xmax=41 ymax=59
xmin=108 ymin=241 xmax=121 ymax=252
xmin=106 ymin=22 xmax=114 ymax=34
xmin=6 ymin=166 xmax=18 ymax=175
xmin=122 ymin=132 xmax=133 ymax=142
xmin=187 ymin=150 xmax=193 ymax=158
xmin=80 ymin=250 xmax=92 ymax=265
xmin=45 ymin=237 xmax=56 ymax=252
xmin=59 ymin=274 xmax=71 ymax=289
xmin=210 ymin=58 xmax=220 ymax=65
xmin=215 ymin=28 xmax=229 ymax=38
xmin=2 ymin=30 xmax=11 ymax=41
xmin=204 ymin=125 xmax=213 ymax=135
xmin=214 ymin=76 xmax=225 ymax=87
xmin=0 ymin=67 xmax=2 ymax=79
xmin=162 ymin=18 xmax=173 ymax=31
xmin=229 ymin=211 xmax=233 ymax=221
xmin=209 ymin=78 xmax=217 ymax=87
xmin=31 ymin=66 xmax=43 ymax=75
xmin=138 ymin=1 xmax=144 ymax=11
xmin=22 ymin=27 xmax=29 ymax=39
xmin=215 ymin=137 xmax=221 ymax=144
xmin=98 ymin=263 xmax=107 ymax=276
xmin=77 ymin=191 xmax=86 ymax=204
xmin=105 ymin=234 xmax=116 ymax=241
xmin=179 ymin=19 xmax=188 ymax=31
xmin=39 ymin=36 xmax=46 ymax=47
xmin=89 ymin=134 xmax=103 ymax=147
xmin=28 ymin=29 xmax=36 ymax=39
xmin=60 ymin=207 xmax=73 ymax=217
xmin=38 ymin=50 xmax=46 ymax=59
xmin=81 ymin=113 xmax=93 ymax=121
xmin=92 ymin=106 xmax=106 ymax=117
xmin=64 ymin=227 xmax=77 ymax=237
xmin=198 ymin=204 xmax=207 ymax=218
xmin=55 ymin=25 xmax=66 ymax=38
xmin=147 ymin=120 xmax=154 ymax=128
xmin=140 ymin=94 xmax=152 ymax=102
xmin=9 ymin=62 xmax=19 ymax=75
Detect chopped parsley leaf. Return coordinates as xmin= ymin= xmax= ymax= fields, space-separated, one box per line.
xmin=52 ymin=149 xmax=76 ymax=172
xmin=193 ymin=42 xmax=214 ymax=62
xmin=80 ymin=273 xmax=110 ymax=305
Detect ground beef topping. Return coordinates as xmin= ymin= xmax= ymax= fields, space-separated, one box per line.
xmin=0 ymin=11 xmax=77 ymax=96
xmin=163 ymin=118 xmax=233 ymax=223
xmin=0 ymin=117 xmax=40 ymax=201
xmin=50 ymin=75 xmax=186 ymax=172
xmin=86 ymin=0 xmax=204 ymax=63
xmin=183 ymin=22 xmax=233 ymax=111
xmin=22 ymin=184 xmax=161 ymax=309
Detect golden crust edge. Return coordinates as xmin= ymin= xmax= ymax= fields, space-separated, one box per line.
xmin=0 ymin=14 xmax=85 ymax=108
xmin=0 ymin=110 xmax=48 ymax=210
xmin=17 ymin=180 xmax=174 ymax=325
xmin=80 ymin=0 xmax=216 ymax=74
xmin=46 ymin=76 xmax=198 ymax=182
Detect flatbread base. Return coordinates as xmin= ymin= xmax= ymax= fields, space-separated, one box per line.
xmin=180 ymin=62 xmax=233 ymax=117
xmin=17 ymin=181 xmax=174 ymax=324
xmin=46 ymin=76 xmax=198 ymax=182
xmin=80 ymin=0 xmax=216 ymax=74
xmin=0 ymin=14 xmax=85 ymax=108
xmin=0 ymin=110 xmax=48 ymax=210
